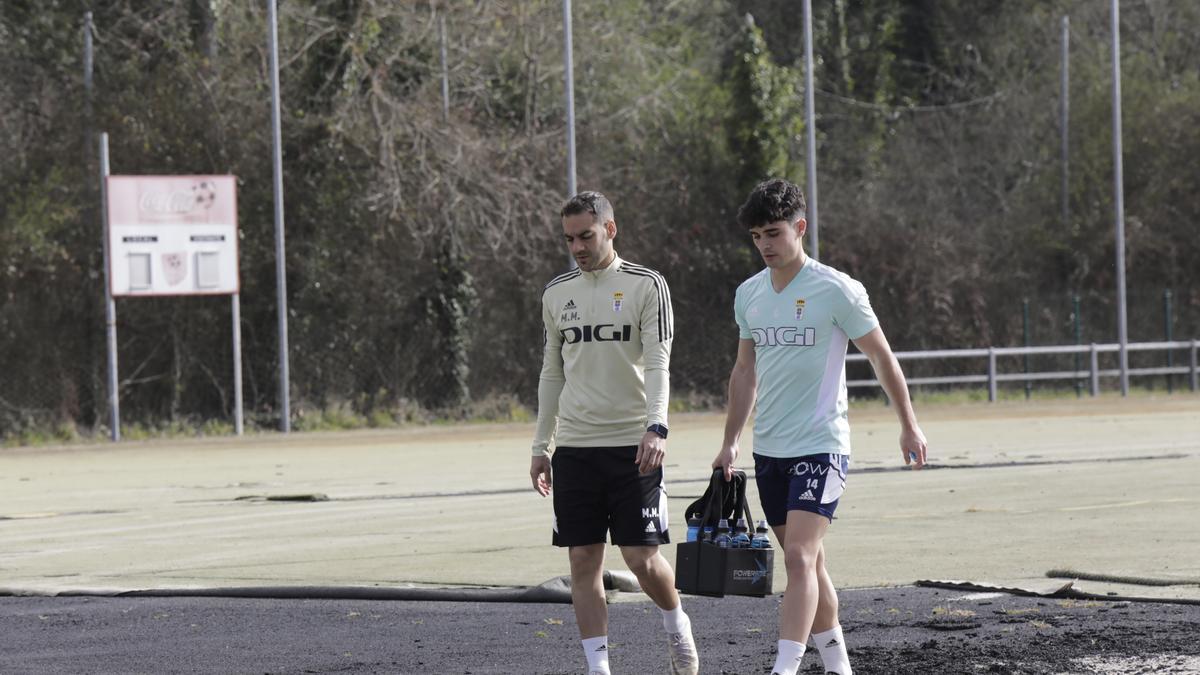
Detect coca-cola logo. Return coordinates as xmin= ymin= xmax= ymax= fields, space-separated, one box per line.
xmin=138 ymin=181 xmax=218 ymax=215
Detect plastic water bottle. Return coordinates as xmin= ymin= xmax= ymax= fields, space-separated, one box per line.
xmin=702 ymin=524 xmax=714 ymax=542
xmin=686 ymin=516 xmax=701 ymax=542
xmin=713 ymin=519 xmax=732 ymax=548
xmin=731 ymin=518 xmax=751 ymax=548
xmin=751 ymin=520 xmax=772 ymax=549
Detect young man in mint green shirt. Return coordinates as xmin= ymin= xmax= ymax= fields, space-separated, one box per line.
xmin=712 ymin=178 xmax=928 ymax=675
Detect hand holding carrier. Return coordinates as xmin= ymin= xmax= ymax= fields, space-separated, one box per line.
xmin=674 ymin=469 xmax=774 ymax=597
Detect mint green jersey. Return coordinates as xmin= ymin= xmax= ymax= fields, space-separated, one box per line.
xmin=734 ymin=258 xmax=879 ymax=457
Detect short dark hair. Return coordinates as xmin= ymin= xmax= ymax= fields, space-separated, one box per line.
xmin=560 ymin=191 xmax=614 ymax=226
xmin=737 ymin=178 xmax=806 ymax=229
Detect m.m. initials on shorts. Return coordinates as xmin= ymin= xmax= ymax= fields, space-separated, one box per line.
xmin=643 ymin=506 xmax=666 ymax=535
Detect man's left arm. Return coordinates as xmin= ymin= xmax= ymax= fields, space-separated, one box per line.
xmin=852 ymin=327 xmax=928 ymax=469
xmin=637 ymin=275 xmax=673 ymax=474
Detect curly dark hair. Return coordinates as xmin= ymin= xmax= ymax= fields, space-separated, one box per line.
xmin=736 ymin=178 xmax=806 ymax=229
xmin=560 ymin=190 xmax=614 ymax=225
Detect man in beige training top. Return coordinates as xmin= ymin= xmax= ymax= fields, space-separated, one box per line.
xmin=529 ymin=191 xmax=698 ymax=675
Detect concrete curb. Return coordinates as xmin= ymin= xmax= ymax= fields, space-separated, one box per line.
xmin=0 ymin=571 xmax=644 ymax=604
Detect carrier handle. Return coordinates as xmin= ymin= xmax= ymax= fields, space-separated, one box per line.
xmin=694 ymin=468 xmax=750 ymax=531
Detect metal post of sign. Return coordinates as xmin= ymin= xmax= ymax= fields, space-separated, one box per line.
xmin=267 ymin=0 xmax=291 ymax=431
xmin=439 ymin=13 xmax=450 ymax=124
xmin=802 ymin=0 xmax=819 ymax=261
xmin=232 ymin=293 xmax=244 ymax=435
xmin=1109 ymin=0 xmax=1129 ymax=396
xmin=99 ymin=133 xmax=120 ymax=441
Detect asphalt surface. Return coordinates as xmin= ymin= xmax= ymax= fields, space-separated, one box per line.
xmin=3 ymin=586 xmax=1199 ymax=674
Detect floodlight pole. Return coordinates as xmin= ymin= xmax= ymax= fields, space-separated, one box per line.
xmin=1110 ymin=0 xmax=1129 ymax=395
xmin=802 ymin=0 xmax=819 ymax=261
xmin=1060 ymin=16 xmax=1070 ymax=230
xmin=563 ymin=0 xmax=577 ymax=198
xmin=99 ymin=133 xmax=120 ymax=441
xmin=562 ymin=0 xmax=578 ymax=269
xmin=85 ymin=12 xmax=107 ymax=433
xmin=439 ymin=13 xmax=450 ymax=124
xmin=267 ymin=0 xmax=292 ymax=430
xmin=84 ymin=13 xmax=94 ymax=147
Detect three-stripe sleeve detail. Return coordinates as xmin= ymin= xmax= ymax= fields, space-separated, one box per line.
xmin=620 ymin=265 xmax=673 ymax=342
xmin=544 ymin=269 xmax=581 ymax=292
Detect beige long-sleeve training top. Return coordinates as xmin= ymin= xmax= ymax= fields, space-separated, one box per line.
xmin=531 ymin=254 xmax=674 ymax=456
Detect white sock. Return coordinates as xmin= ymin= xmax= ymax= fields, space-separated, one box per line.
xmin=771 ymin=639 xmax=806 ymax=675
xmin=812 ymin=625 xmax=852 ymax=674
xmin=661 ymin=605 xmax=690 ymax=634
xmin=582 ymin=636 xmax=610 ymax=674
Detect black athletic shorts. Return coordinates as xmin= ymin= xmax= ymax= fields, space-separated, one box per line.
xmin=754 ymin=452 xmax=849 ymax=525
xmin=550 ymin=445 xmax=670 ymax=547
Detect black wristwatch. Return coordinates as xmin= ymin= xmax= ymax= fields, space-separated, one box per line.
xmin=647 ymin=423 xmax=669 ymax=439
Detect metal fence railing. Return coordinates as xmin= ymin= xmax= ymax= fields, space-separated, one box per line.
xmin=847 ymin=339 xmax=1200 ymax=402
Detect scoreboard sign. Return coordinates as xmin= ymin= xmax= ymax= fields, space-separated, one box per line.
xmin=106 ymin=175 xmax=239 ymax=296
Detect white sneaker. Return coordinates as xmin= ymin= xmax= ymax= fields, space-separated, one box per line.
xmin=667 ymin=626 xmax=699 ymax=674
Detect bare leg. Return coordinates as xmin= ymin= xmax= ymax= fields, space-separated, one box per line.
xmin=778 ymin=510 xmax=830 ymax=643
xmin=621 ymin=544 xmax=698 ymax=674
xmin=812 ymin=545 xmax=840 ymax=633
xmin=771 ymin=523 xmax=839 ymax=633
xmin=569 ymin=544 xmax=608 ymax=638
xmin=618 ymin=545 xmax=681 ymax=610
xmin=770 ymin=524 xmax=788 ymax=547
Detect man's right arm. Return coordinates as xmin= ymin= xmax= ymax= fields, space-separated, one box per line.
xmin=713 ymin=338 xmax=757 ymax=481
xmin=530 ymin=297 xmax=565 ymax=495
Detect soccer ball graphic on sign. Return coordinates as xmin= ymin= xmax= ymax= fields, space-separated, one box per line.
xmin=162 ymin=252 xmax=187 ymax=286
xmin=192 ymin=180 xmax=217 ymax=210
